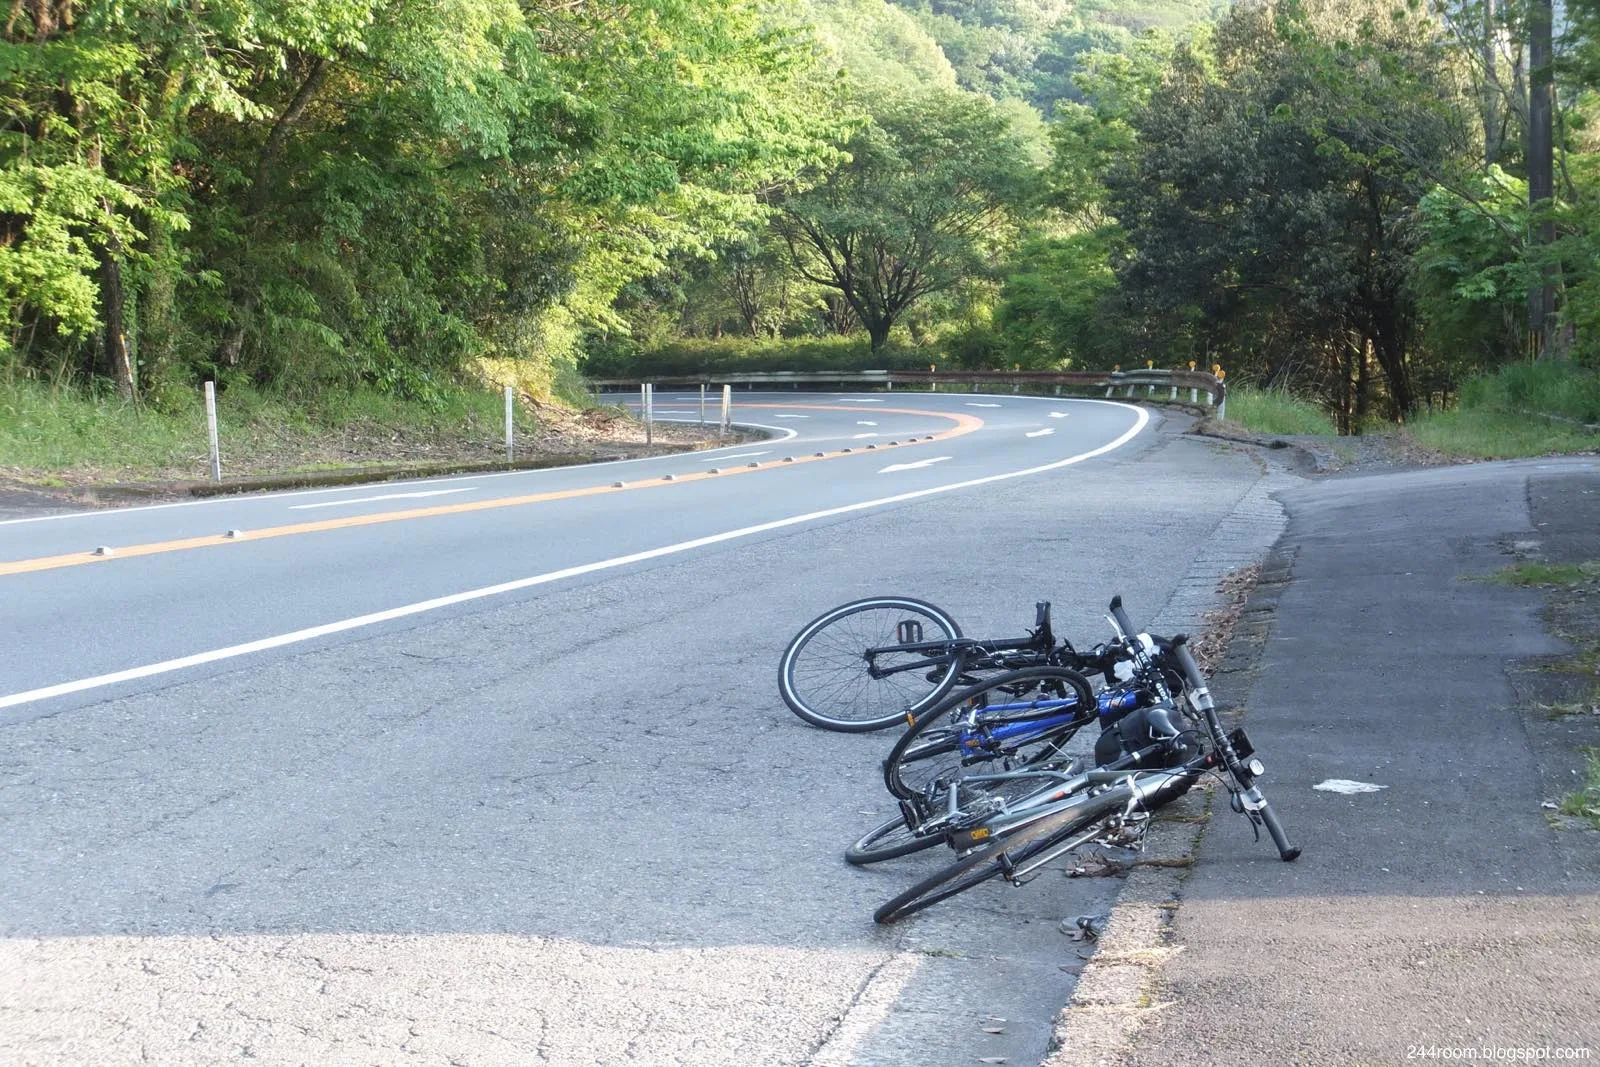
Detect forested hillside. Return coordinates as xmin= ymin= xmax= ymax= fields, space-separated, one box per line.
xmin=5 ymin=0 xmax=1600 ymax=435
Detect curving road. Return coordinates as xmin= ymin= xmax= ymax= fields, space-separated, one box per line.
xmin=0 ymin=392 xmax=1145 ymax=714
xmin=0 ymin=392 xmax=1282 ymax=1066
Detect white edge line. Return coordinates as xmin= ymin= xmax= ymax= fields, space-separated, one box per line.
xmin=0 ymin=422 xmax=800 ymax=527
xmin=0 ymin=402 xmax=1147 ymax=712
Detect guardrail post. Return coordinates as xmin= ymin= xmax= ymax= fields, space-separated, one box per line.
xmin=504 ymin=385 xmax=515 ymax=461
xmin=204 ymin=380 xmax=222 ymax=482
xmin=720 ymin=384 xmax=731 ymax=437
xmin=1126 ymin=384 xmax=1135 ymax=397
xmin=1147 ymin=383 xmax=1155 ymax=396
xmin=1170 ymin=385 xmax=1178 ymax=400
xmin=1214 ymin=391 xmax=1226 ymax=420
xmin=643 ymin=382 xmax=654 ymax=444
xmin=1190 ymin=387 xmax=1199 ymax=403
xmin=1104 ymin=384 xmax=1113 ymax=397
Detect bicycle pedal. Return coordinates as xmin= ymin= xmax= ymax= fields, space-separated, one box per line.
xmin=948 ymin=826 xmax=994 ymax=851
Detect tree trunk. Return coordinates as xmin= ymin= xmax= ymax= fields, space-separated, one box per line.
xmin=218 ymin=56 xmax=331 ymax=368
xmin=1354 ymin=336 xmax=1372 ymax=431
xmin=866 ymin=316 xmax=891 ymax=354
xmin=1481 ymin=0 xmax=1503 ymax=165
xmin=1528 ymin=0 xmax=1559 ymax=358
xmin=98 ymin=248 xmax=134 ymax=400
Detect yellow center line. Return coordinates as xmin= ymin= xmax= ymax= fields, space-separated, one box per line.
xmin=0 ymin=404 xmax=983 ymax=578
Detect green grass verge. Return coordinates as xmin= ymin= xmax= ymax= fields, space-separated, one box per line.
xmin=1406 ymin=408 xmax=1598 ymax=459
xmin=1223 ymin=387 xmax=1336 ymax=436
xmin=1559 ymin=747 xmax=1600 ymax=830
xmin=1485 ymin=561 xmax=1600 ymax=587
xmin=0 ymin=377 xmax=530 ymax=482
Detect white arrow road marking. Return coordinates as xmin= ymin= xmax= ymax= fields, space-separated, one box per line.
xmin=1049 ymin=412 xmax=1070 ymax=419
xmin=289 ymin=489 xmax=475 ymax=511
xmin=966 ymin=402 xmax=1002 ymax=408
xmin=1026 ymin=428 xmax=1055 ymax=438
xmin=1313 ymin=779 xmax=1388 ymax=795
xmin=772 ymin=414 xmax=811 ymax=419
xmin=856 ymin=421 xmax=878 ymax=426
xmin=852 ymin=433 xmax=878 ymax=439
xmin=700 ymin=451 xmax=768 ymax=462
xmin=879 ymin=456 xmax=952 ymax=473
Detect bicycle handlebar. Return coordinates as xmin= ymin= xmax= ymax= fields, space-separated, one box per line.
xmin=1108 ymin=595 xmax=1136 ymax=640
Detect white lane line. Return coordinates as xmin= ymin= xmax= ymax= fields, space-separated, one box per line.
xmin=856 ymin=421 xmax=878 ymax=426
xmin=833 ymin=398 xmax=883 ymax=403
xmin=287 ymin=489 xmax=475 ymax=511
xmin=852 ymin=433 xmax=879 ymax=439
xmin=1026 ymin=429 xmax=1055 ymax=439
xmin=772 ymin=414 xmax=811 ymax=419
xmin=966 ymin=402 xmax=1001 ymax=408
xmin=652 ymin=409 xmax=695 ymax=415
xmin=0 ymin=401 xmax=1148 ymax=711
xmin=0 ymin=425 xmax=800 ymax=527
xmin=879 ymin=456 xmax=952 ymax=473
xmin=700 ymin=451 xmax=769 ymax=463
xmin=1050 ymin=411 xmax=1070 ymax=418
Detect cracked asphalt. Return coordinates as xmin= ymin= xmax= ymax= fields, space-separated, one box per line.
xmin=0 ymin=397 xmax=1291 ymax=1065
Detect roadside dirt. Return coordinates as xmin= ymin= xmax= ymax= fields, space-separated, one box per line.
xmin=0 ymin=400 xmax=739 ymax=509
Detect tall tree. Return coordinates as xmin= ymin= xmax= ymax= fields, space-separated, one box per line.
xmin=774 ymin=90 xmax=1032 ymax=351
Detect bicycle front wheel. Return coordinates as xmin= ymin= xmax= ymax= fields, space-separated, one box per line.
xmin=778 ymin=596 xmax=963 ymax=732
xmin=873 ymin=785 xmax=1133 ymax=924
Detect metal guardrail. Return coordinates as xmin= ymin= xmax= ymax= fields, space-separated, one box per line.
xmin=587 ymin=368 xmax=1227 ymax=415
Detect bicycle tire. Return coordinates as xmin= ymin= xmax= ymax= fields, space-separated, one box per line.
xmin=844 ymin=814 xmax=944 ymax=866
xmin=778 ymin=596 xmax=964 ymax=732
xmin=883 ymin=666 xmax=1096 ymax=801
xmin=873 ymin=784 xmax=1134 ymax=924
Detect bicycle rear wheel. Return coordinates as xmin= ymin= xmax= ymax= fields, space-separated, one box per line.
xmin=883 ymin=667 xmax=1095 ymax=801
xmin=778 ymin=596 xmax=963 ymax=732
xmin=873 ymin=785 xmax=1133 ymax=924
xmin=844 ymin=814 xmax=944 ymax=866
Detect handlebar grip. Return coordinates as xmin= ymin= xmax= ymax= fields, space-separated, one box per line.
xmin=1258 ymin=801 xmax=1302 ymax=862
xmin=1168 ymin=635 xmax=1206 ymax=690
xmin=1108 ymin=596 xmax=1136 ymax=640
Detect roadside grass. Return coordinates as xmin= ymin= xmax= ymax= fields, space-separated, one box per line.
xmin=1559 ymin=748 xmax=1600 ymax=829
xmin=0 ymin=376 xmax=529 ymax=483
xmin=1407 ymin=408 xmax=1597 ymax=459
xmin=1223 ymin=387 xmax=1337 ymax=436
xmin=1485 ymin=561 xmax=1600 ymax=587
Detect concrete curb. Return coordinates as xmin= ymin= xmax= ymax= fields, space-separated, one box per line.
xmin=1039 ymin=464 xmax=1298 ymax=1067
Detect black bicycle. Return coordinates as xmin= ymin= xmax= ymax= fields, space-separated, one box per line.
xmin=778 ymin=596 xmax=1067 ymax=732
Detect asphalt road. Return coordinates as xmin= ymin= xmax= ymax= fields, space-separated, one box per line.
xmin=0 ymin=392 xmax=1285 ymax=1065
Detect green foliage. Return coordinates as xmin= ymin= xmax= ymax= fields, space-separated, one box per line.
xmin=1223 ymin=387 xmax=1338 ymax=436
xmin=1457 ymin=362 xmax=1600 ymax=424
xmin=775 ymin=88 xmax=1036 ymax=351
xmin=993 ymin=231 xmax=1121 ymax=367
xmin=1406 ymin=409 xmax=1598 ymax=458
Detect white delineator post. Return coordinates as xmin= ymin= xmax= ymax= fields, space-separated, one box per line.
xmin=720 ymin=384 xmax=731 ymax=437
xmin=700 ymin=383 xmax=707 ymax=426
xmin=644 ymin=382 xmax=654 ymax=444
xmin=204 ymin=380 xmax=222 ymax=482
xmin=504 ymin=385 xmax=515 ymax=462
